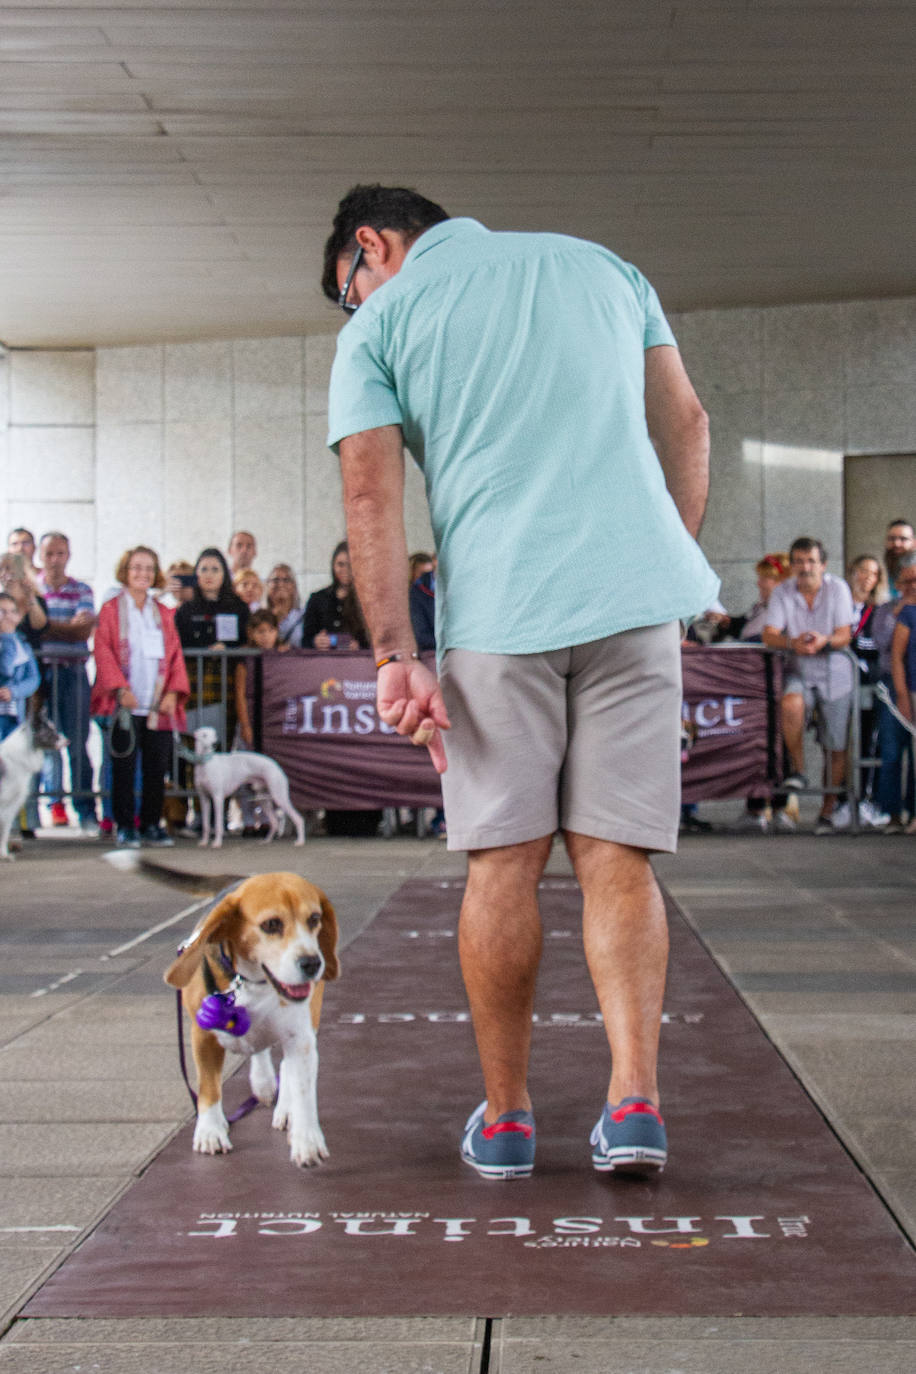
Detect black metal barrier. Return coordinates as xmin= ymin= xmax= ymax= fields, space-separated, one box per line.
xmin=31 ymin=644 xmax=881 ymax=834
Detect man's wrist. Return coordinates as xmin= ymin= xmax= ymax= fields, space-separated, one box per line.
xmin=375 ymin=650 xmax=420 ymax=671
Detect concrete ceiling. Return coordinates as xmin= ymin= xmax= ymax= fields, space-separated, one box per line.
xmin=0 ymin=1 xmax=914 ymax=348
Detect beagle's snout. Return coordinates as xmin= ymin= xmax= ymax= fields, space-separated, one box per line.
xmin=298 ymin=955 xmax=322 ymax=981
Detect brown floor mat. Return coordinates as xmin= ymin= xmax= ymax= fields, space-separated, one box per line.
xmin=24 ymin=878 xmax=916 ymax=1318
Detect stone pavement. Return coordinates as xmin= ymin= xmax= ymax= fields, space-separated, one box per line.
xmin=0 ymin=824 xmax=914 ymax=1372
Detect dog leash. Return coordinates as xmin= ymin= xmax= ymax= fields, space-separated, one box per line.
xmin=174 ymin=992 xmax=265 ymax=1122
xmin=875 ymin=682 xmax=916 ymax=737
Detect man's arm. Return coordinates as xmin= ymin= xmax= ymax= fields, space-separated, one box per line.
xmin=644 ymin=345 xmax=710 ymax=539
xmin=41 ymin=611 xmax=95 ymax=643
xmin=339 ymin=425 xmax=450 ymax=772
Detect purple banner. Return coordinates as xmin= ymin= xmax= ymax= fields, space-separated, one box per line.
xmin=681 ymin=644 xmax=782 ymax=802
xmin=260 ymin=651 xmax=443 ymax=810
xmin=258 ymin=646 xmax=781 ymax=811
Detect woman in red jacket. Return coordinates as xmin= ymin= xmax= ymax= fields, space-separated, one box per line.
xmin=91 ymin=546 xmax=189 ymax=848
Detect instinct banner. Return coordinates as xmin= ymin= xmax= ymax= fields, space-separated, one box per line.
xmin=680 ymin=643 xmax=782 ymax=803
xmin=258 ymin=649 xmax=443 ymax=810
xmin=255 ymin=644 xmax=782 ymax=811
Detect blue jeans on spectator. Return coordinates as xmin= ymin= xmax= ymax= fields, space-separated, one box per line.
xmin=42 ymin=662 xmax=96 ymax=821
xmin=875 ymin=686 xmax=915 ymax=818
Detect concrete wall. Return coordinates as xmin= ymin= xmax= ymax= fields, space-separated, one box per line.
xmin=1 ymin=295 xmax=914 ymax=614
xmin=0 ymin=336 xmax=435 ymax=602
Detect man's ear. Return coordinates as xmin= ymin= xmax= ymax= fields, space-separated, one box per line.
xmin=164 ymin=892 xmax=242 ymax=989
xmin=354 ymin=225 xmax=409 ymax=273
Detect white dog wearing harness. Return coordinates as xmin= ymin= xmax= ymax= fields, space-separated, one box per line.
xmin=191 ymin=727 xmax=305 ymax=849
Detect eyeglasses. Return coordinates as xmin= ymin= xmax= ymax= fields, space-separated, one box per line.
xmin=338 ymin=246 xmax=363 ymax=314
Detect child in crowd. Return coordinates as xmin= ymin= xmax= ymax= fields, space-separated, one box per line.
xmin=234 ymin=609 xmax=282 ymax=749
xmin=233 ymin=610 xmax=282 ymax=837
xmin=0 ymin=590 xmax=41 ymax=740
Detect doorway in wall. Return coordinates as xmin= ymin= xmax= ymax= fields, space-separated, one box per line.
xmin=844 ymin=453 xmax=916 ymax=577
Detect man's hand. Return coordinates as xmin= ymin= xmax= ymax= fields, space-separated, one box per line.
xmin=376 ymin=659 xmax=451 ymax=774
xmin=791 ymin=631 xmax=827 ymax=656
xmin=159 ymin=691 xmax=177 ymax=718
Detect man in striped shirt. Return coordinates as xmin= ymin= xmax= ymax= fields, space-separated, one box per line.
xmin=37 ymin=531 xmax=98 ymax=832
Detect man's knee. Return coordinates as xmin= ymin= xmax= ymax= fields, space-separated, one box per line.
xmin=466 ymin=834 xmax=553 ymax=894
xmin=781 ymin=691 xmax=805 ymax=725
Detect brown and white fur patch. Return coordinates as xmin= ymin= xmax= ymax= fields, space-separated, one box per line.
xmin=161 ymin=867 xmax=339 ymax=1167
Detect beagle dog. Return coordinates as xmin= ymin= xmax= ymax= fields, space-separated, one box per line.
xmin=163 ymin=868 xmax=339 ymax=1167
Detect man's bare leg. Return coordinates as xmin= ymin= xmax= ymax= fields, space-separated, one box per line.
xmin=820 ymin=748 xmax=847 ymax=818
xmin=781 ymin=692 xmax=807 ymax=775
xmin=564 ymin=831 xmax=668 ymax=1106
xmin=458 ymin=834 xmax=553 ymax=1123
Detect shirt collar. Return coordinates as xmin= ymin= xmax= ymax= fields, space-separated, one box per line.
xmin=403 ymin=218 xmax=488 ymax=267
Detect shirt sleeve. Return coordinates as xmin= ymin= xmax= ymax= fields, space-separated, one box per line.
xmin=78 ymin=581 xmax=95 ymax=615
xmin=639 ymin=275 xmax=677 ymax=350
xmin=326 ymin=318 xmax=404 ymax=454
xmin=764 ymin=585 xmax=789 ymax=632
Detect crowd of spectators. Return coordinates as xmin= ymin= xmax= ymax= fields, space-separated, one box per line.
xmin=693 ymin=518 xmax=916 ymax=834
xmin=2 ymin=518 xmax=915 ymax=846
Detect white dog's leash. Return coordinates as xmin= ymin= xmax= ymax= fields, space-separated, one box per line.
xmin=172 ymin=730 xmax=215 ymax=766
xmin=875 ymin=682 xmax=916 ymax=738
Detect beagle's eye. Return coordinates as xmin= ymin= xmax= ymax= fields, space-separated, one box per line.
xmin=307 ymin=912 xmax=320 ymax=931
xmin=260 ymin=917 xmax=284 ymax=936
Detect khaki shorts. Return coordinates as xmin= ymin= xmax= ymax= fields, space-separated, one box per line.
xmin=783 ymin=677 xmax=853 ymax=752
xmin=438 ymin=621 xmax=682 ymax=853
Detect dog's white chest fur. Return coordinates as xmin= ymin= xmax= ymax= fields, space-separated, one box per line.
xmin=213 ymin=979 xmax=313 ymax=1057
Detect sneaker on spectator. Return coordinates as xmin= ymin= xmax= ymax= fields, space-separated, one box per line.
xmin=773 ymin=808 xmax=797 ymax=832
xmin=831 ymin=802 xmax=851 ymax=830
xmin=50 ymin=802 xmax=69 ymax=827
xmin=99 ymin=818 xmax=115 ymax=837
xmin=783 ymin=772 xmax=808 ymax=791
xmin=460 ymin=1101 xmax=536 ymax=1179
xmin=116 ymin=827 xmax=140 ymax=849
xmin=590 ymin=1098 xmax=667 ymax=1176
xmin=141 ymin=825 xmax=175 ymax=848
xmin=79 ymin=815 xmax=100 ymax=838
xmin=859 ymin=800 xmax=891 ymax=828
xmin=733 ymin=811 xmax=768 ymax=833
xmin=814 ymin=814 xmax=839 ymax=835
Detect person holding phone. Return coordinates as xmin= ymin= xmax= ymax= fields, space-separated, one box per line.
xmin=301 ymin=541 xmax=369 ymax=649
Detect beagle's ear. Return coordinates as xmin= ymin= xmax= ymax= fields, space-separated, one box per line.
xmin=318 ymin=892 xmax=340 ymax=982
xmin=164 ymin=891 xmax=242 ymax=988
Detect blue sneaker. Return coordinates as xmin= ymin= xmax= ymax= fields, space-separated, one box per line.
xmin=590 ymin=1097 xmax=667 ymax=1176
xmin=460 ymin=1101 xmax=535 ymax=1179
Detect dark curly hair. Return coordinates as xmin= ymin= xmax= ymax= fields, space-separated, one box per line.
xmin=321 ymin=184 xmax=449 ymax=303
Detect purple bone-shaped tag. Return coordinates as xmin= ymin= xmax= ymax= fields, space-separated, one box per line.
xmin=196 ymin=991 xmax=251 ymax=1037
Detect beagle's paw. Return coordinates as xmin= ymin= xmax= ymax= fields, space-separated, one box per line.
xmin=193 ymin=1103 xmax=232 ymax=1155
xmin=288 ymin=1124 xmax=328 ymax=1167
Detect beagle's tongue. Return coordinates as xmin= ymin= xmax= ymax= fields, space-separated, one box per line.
xmin=277 ymin=978 xmax=312 ymax=1001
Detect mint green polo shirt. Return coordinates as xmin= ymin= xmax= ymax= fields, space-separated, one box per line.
xmin=328 ymin=218 xmax=719 ymax=656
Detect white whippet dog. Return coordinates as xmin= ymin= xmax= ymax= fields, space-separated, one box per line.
xmin=191 ymin=726 xmax=305 ymax=849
